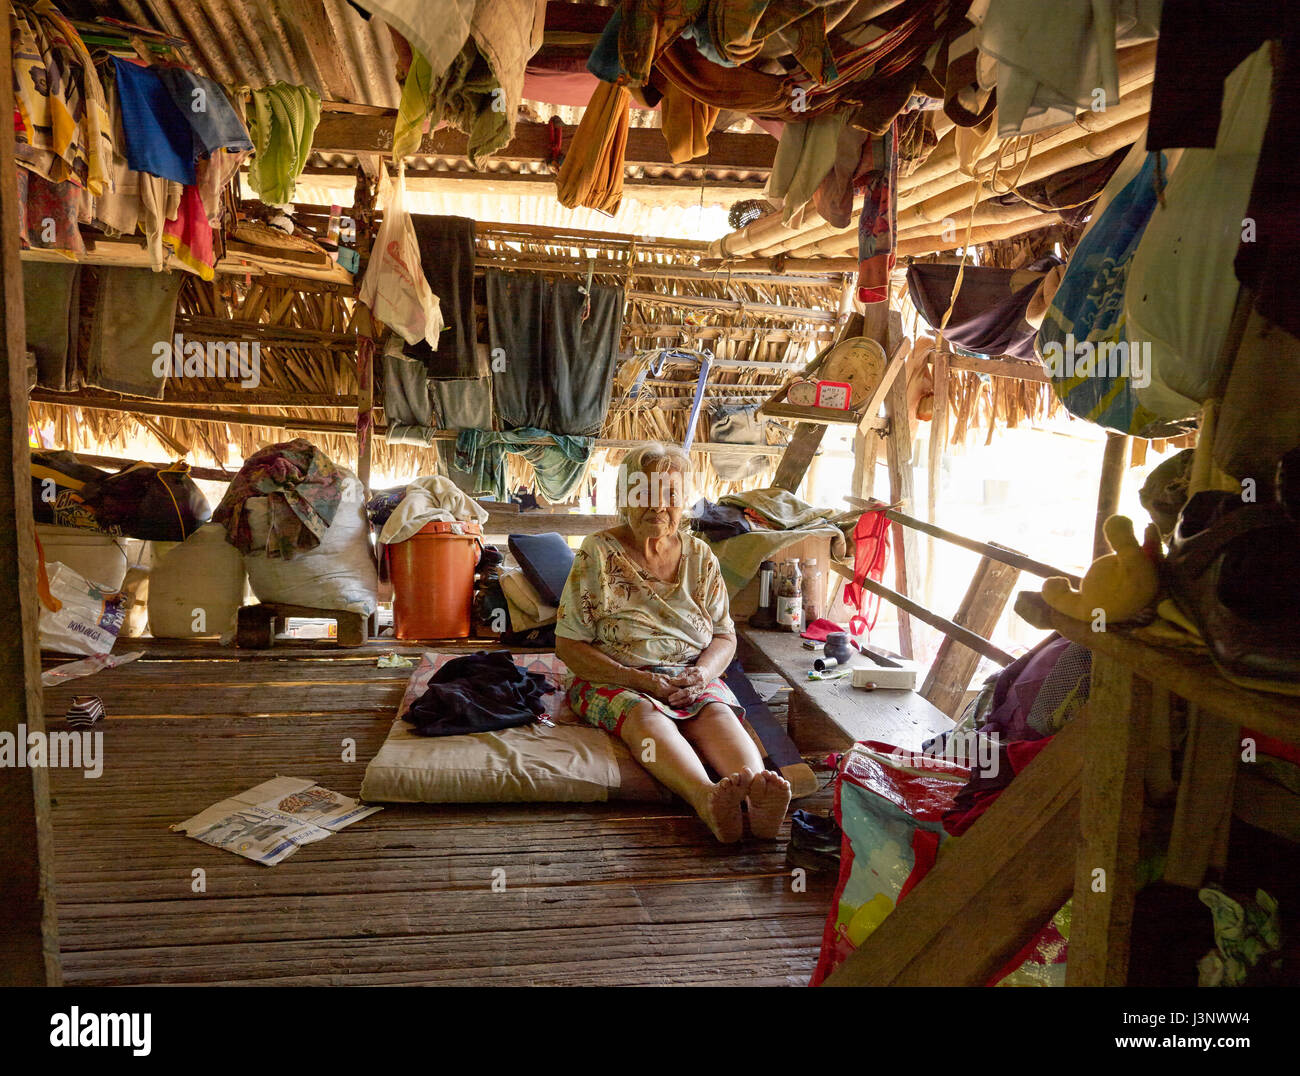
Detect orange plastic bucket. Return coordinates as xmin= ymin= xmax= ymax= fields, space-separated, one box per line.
xmin=387 ymin=521 xmax=481 ymax=640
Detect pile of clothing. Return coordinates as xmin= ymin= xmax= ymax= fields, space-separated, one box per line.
xmin=213 ymin=439 xmax=344 ymax=559
xmin=402 ymin=650 xmax=552 ymax=737
xmin=691 ymin=488 xmax=848 ymax=596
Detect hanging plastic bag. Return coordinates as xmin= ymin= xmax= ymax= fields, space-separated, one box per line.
xmin=1035 ymin=137 xmax=1168 ymax=437
xmin=1127 ymin=44 xmax=1274 ymax=421
xmin=358 ymin=163 xmax=443 ymax=347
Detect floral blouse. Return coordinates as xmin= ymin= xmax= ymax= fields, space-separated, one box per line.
xmin=555 ymin=531 xmax=735 ymax=669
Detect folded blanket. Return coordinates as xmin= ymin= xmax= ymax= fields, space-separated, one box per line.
xmin=719 ymin=487 xmax=836 ymax=530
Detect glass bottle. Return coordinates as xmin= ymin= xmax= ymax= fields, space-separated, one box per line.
xmin=776 ymin=559 xmax=803 ymax=632
xmin=802 ymin=557 xmax=822 ymax=628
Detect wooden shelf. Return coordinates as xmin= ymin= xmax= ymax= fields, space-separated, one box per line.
xmin=761 ymin=400 xmax=875 ymax=427
xmin=1014 ymin=590 xmax=1300 ymax=746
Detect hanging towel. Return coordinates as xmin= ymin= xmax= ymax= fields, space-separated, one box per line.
xmin=83 ymin=267 xmax=183 ymax=400
xmin=454 ymin=428 xmax=593 ymax=503
xmin=162 ymin=184 xmax=216 ymax=280
xmin=401 ymin=215 xmax=481 ymax=379
xmin=556 ymin=80 xmax=630 ymax=214
xmin=486 ymin=269 xmax=623 ymax=437
xmin=156 ymin=68 xmax=253 ymax=157
xmin=246 ymin=82 xmax=321 ymax=206
xmin=110 ymin=57 xmax=196 ymax=185
xmin=766 ymin=111 xmax=852 ymax=225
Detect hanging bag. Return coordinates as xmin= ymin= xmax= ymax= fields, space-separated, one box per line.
xmin=1035 ymin=139 xmax=1168 ymax=436
xmin=358 ymin=163 xmax=443 ymax=347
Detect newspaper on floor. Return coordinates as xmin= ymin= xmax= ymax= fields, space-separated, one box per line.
xmin=173 ymin=776 xmax=382 ymax=866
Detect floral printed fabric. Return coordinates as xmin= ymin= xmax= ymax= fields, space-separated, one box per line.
xmin=556 ymin=531 xmax=736 ymax=668
xmin=567 ymin=674 xmax=743 ymax=734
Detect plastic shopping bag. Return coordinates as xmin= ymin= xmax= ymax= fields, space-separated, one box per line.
xmin=358 ymin=164 xmax=443 ymax=347
xmin=38 ymin=561 xmax=126 ymax=656
xmin=809 ymin=741 xmax=1069 ymax=986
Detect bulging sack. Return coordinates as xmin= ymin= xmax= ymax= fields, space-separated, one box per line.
xmin=244 ymin=473 xmax=378 ymax=615
xmin=1127 ymin=44 xmax=1274 ymax=421
xmin=357 ymin=166 xmax=442 ymax=347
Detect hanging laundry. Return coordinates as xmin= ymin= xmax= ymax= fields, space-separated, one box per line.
xmin=83 ymin=267 xmax=183 ymax=400
xmin=766 ymin=111 xmax=852 ymax=225
xmin=454 ymin=428 xmax=593 ymax=503
xmin=431 ymin=377 xmax=492 ymax=431
xmin=162 ymin=183 xmax=217 ymax=280
xmin=363 ymin=0 xmax=544 ymax=165
xmin=907 ymin=260 xmax=1062 ymax=362
xmin=214 ymin=440 xmax=345 ymax=559
xmin=659 ymin=82 xmax=718 ymax=164
xmin=972 ymin=0 xmax=1160 ymax=138
xmin=486 ymin=269 xmax=624 ymax=437
xmin=856 ymin=124 xmax=898 ymax=304
xmin=246 ymin=82 xmax=321 ymax=206
xmin=383 ymin=348 xmax=435 ymax=446
xmin=392 ymin=50 xmax=435 ymax=160
xmin=556 ymin=80 xmax=631 ymax=214
xmin=23 ymin=262 xmax=80 ymax=390
xmin=110 ymin=57 xmax=196 ymax=185
xmin=137 ymin=173 xmax=183 ymax=270
xmin=156 ymin=68 xmax=253 ymax=157
xmin=90 ymin=76 xmax=141 ymax=237
xmin=15 ymin=168 xmax=85 ymax=255
xmin=13 ymin=2 xmax=113 ymax=194
xmin=402 ymin=215 xmax=480 ymax=379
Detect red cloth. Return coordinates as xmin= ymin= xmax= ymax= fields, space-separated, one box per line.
xmin=843 ymin=507 xmax=891 ymax=637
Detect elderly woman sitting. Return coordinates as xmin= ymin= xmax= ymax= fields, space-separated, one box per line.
xmin=555 ymin=443 xmax=792 ymax=843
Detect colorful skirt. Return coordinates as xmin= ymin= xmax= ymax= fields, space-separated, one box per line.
xmin=567 ymin=666 xmax=745 ymax=735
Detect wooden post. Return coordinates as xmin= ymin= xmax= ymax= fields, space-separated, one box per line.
xmin=0 ymin=30 xmax=61 ymax=985
xmin=1093 ymin=431 xmax=1130 ymax=560
xmin=1067 ymin=654 xmax=1151 ymax=986
xmin=925 ymin=341 xmax=949 ymax=610
xmin=1163 ymin=706 xmax=1240 ymax=888
xmin=919 ymin=552 xmax=1020 ymax=717
xmin=885 ymin=369 xmax=918 ymax=659
xmin=356 ymin=334 xmax=374 ymax=493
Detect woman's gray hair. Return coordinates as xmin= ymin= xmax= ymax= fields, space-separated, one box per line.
xmin=616 ymin=442 xmax=693 ymax=528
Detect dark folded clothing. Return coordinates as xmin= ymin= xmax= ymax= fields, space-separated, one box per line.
xmin=403 ymin=650 xmax=552 ymax=737
xmin=689 ymin=499 xmax=752 ymax=542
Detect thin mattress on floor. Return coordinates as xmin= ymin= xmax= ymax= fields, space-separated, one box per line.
xmin=360 ymin=652 xmax=670 ymax=803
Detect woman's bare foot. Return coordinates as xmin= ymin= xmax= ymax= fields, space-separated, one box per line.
xmin=747 ymin=770 xmax=792 ymax=839
xmin=697 ymin=768 xmax=753 ymax=843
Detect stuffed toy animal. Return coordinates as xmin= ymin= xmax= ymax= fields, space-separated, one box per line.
xmin=1042 ymin=514 xmax=1160 ymax=624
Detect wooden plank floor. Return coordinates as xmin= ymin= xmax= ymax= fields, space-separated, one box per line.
xmin=43 ymin=643 xmax=837 ymax=986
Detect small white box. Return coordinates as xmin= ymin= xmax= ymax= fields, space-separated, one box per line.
xmin=851 ymin=661 xmax=920 ymax=691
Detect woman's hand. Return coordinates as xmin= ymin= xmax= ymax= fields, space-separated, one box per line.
xmin=636 ymin=669 xmax=679 ymax=703
xmin=667 ymin=665 xmax=709 ymax=708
